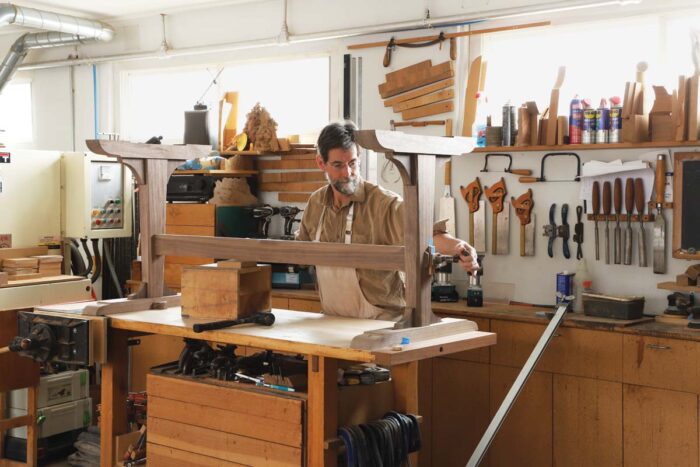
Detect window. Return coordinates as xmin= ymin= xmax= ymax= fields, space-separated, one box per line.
xmin=122 ymin=56 xmax=330 ymax=144
xmin=482 ymin=15 xmax=664 ymax=121
xmin=0 ymin=82 xmax=33 ymax=144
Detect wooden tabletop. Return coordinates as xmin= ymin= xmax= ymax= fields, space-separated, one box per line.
xmin=0 ymin=275 xmax=83 ymax=288
xmin=105 ymin=307 xmax=494 ymax=365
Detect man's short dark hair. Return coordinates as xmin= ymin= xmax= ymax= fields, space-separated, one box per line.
xmin=316 ymin=121 xmax=358 ymax=162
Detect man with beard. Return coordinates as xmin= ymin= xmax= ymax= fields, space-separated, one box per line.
xmin=296 ymin=121 xmax=479 ymax=326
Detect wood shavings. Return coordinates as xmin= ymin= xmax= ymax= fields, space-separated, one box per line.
xmin=209 ymin=178 xmax=258 ymax=206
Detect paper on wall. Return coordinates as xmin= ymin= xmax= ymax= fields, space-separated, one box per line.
xmin=579 ymin=159 xmax=654 ymax=206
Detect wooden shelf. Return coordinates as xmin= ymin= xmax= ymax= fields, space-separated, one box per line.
xmin=472 ymin=141 xmax=700 ymax=153
xmin=173 ymin=169 xmax=257 ymax=177
xmin=657 ymin=282 xmax=700 ymax=293
xmin=221 ymin=149 xmax=316 ymax=157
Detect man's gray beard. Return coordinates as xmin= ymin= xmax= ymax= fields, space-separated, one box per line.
xmin=327 ymin=174 xmax=360 ymax=195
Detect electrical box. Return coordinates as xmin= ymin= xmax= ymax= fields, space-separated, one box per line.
xmin=61 ymin=152 xmax=133 ymax=239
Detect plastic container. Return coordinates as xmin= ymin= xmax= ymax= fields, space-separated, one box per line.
xmin=10 ymin=369 xmax=88 ymax=410
xmin=582 ymin=292 xmax=645 ymax=320
xmin=9 ymin=397 xmax=92 ymax=439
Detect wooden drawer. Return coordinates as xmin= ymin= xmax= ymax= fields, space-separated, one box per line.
xmin=545 ymin=327 xmax=622 ymax=381
xmin=622 ymin=335 xmax=700 ymax=393
xmin=439 ymin=317 xmax=490 ymax=364
xmin=147 ymin=373 xmax=303 ymax=466
xmin=490 ymin=320 xmax=622 ymax=381
xmin=271 ymin=296 xmax=289 ymax=309
xmin=166 ymin=204 xmax=215 ymax=227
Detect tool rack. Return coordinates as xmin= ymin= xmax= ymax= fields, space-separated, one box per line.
xmin=59 ymin=130 xmax=496 ymax=467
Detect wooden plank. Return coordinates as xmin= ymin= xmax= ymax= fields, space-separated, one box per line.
xmin=0 ymin=247 xmax=48 ymax=261
xmin=307 ymin=357 xmax=338 ymax=467
xmin=148 ymin=443 xmax=246 ymax=467
xmin=0 ymin=414 xmax=32 ymax=432
xmin=271 ymin=296 xmax=289 ymax=309
xmin=100 ymin=329 xmax=130 ymax=467
xmin=86 ymin=140 xmax=210 ymax=161
xmin=379 ymin=61 xmax=454 ymax=99
xmin=490 ymin=366 xmax=552 ymax=466
xmin=623 ymin=385 xmax=698 ymax=467
xmin=384 ymin=78 xmax=454 ymax=107
xmin=165 ymin=255 xmax=213 ymax=265
xmin=688 ymin=75 xmax=698 ymax=141
xmin=149 ymin=417 xmax=302 ymax=466
xmin=165 ymin=225 xmax=215 ymax=236
xmin=258 ymin=171 xmax=325 ymax=183
xmin=25 ymin=385 xmax=36 ymax=466
xmin=401 ymin=100 xmax=454 ymax=121
xmin=354 ymin=130 xmax=473 ymax=157
xmin=372 ymin=331 xmax=496 ymax=366
xmin=278 ymin=192 xmax=311 ymax=203
xmin=351 ymin=318 xmax=478 ymax=350
xmin=154 ymin=235 xmax=406 ymax=271
xmin=259 ymin=182 xmax=326 ymax=192
xmin=392 ymin=361 xmax=421 ymax=466
xmin=384 ymin=60 xmax=432 ymax=86
xmin=257 ymin=159 xmax=318 ymax=170
xmin=173 ymin=169 xmax=257 ymax=177
xmin=148 ymin=373 xmax=303 ymax=422
xmin=166 ymin=204 xmax=215 ymax=227
xmin=432 ymin=360 xmax=490 ymax=467
xmin=461 ymin=56 xmax=483 ymax=136
xmin=553 ymin=375 xmax=622 ymax=467
xmin=622 ymin=334 xmax=700 ymax=393
xmin=392 ymin=88 xmax=454 ymax=112
xmin=473 ymin=140 xmax=700 ymax=152
xmin=438 ymin=317 xmax=490 ymax=363
xmin=288 ymin=298 xmax=322 ymax=313
xmin=149 ymin=396 xmax=302 ymax=447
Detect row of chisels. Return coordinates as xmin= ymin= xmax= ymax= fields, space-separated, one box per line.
xmin=588 ymin=154 xmax=667 ymax=273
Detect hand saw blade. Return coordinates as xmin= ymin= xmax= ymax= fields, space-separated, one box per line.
xmin=496 ymin=202 xmax=510 ymax=255
xmin=523 ymin=214 xmax=535 ymax=256
xmin=473 ymin=200 xmax=486 ymax=254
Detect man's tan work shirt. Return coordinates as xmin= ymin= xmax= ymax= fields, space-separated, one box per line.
xmin=296 ymin=179 xmax=447 ymax=311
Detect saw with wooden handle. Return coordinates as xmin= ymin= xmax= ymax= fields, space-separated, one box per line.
xmin=653 ymin=154 xmax=667 ymax=273
xmin=485 ymin=177 xmax=509 ymax=255
xmin=512 ymin=189 xmax=534 ymax=256
xmin=439 ymin=160 xmax=456 ymax=237
xmin=460 ymin=177 xmax=486 ymax=254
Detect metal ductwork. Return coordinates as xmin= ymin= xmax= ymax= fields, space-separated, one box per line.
xmin=0 ymin=3 xmax=114 ymax=93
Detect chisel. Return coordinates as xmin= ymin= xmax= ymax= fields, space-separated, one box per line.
xmin=602 ymin=181 xmax=611 ymax=264
xmin=653 ymin=154 xmax=667 ymax=274
xmin=624 ymin=178 xmax=634 ymax=265
xmin=635 ymin=178 xmax=647 ymax=267
xmin=613 ymin=178 xmax=622 ymax=264
xmin=592 ymin=181 xmax=600 ymax=261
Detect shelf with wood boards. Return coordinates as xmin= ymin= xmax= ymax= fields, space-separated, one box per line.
xmin=657 ymin=282 xmax=700 ymax=293
xmin=472 ymin=141 xmax=700 ymax=153
xmin=173 ymin=169 xmax=258 ymax=177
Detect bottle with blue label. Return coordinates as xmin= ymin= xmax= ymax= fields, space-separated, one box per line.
xmin=472 ymin=92 xmax=488 ymax=147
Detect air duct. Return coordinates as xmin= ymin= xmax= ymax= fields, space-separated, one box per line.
xmin=0 ymin=3 xmax=114 ymax=93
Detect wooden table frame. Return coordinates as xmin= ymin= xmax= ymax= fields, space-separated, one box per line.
xmin=84 ymin=131 xmax=494 ymax=467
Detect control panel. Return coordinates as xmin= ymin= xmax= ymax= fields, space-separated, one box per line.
xmin=62 ymin=152 xmax=133 ymax=239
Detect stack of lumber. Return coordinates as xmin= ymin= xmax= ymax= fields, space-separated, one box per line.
xmin=380 ymin=60 xmax=455 ymax=121
xmin=32 ymin=255 xmax=63 ymax=276
xmin=2 ymin=257 xmax=39 ymax=278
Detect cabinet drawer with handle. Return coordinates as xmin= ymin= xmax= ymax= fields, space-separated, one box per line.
xmin=622 ymin=335 xmax=700 ymax=393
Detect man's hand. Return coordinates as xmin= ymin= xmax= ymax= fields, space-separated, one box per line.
xmin=453 ymin=241 xmax=479 ymax=274
xmin=433 ymin=232 xmax=480 ymax=274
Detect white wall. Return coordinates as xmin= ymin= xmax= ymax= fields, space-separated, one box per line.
xmin=0 ymin=0 xmax=697 ymax=311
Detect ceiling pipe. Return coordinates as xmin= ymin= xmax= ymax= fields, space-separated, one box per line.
xmin=0 ymin=3 xmax=114 ymax=93
xmin=16 ymin=0 xmax=639 ymax=71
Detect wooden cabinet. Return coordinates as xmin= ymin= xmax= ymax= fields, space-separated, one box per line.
xmin=288 ymin=297 xmax=322 ymax=313
xmin=489 ymin=365 xmax=552 ymax=467
xmin=553 ymin=375 xmax=622 ymax=467
xmin=545 ymin=327 xmax=622 ymax=381
xmin=622 ymin=334 xmax=700 ymax=393
xmin=271 ymin=296 xmax=289 ymax=309
xmin=432 ymin=359 xmax=490 ymax=467
xmin=623 ymin=384 xmax=698 ymax=467
xmin=490 ymin=319 xmax=547 ymax=368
